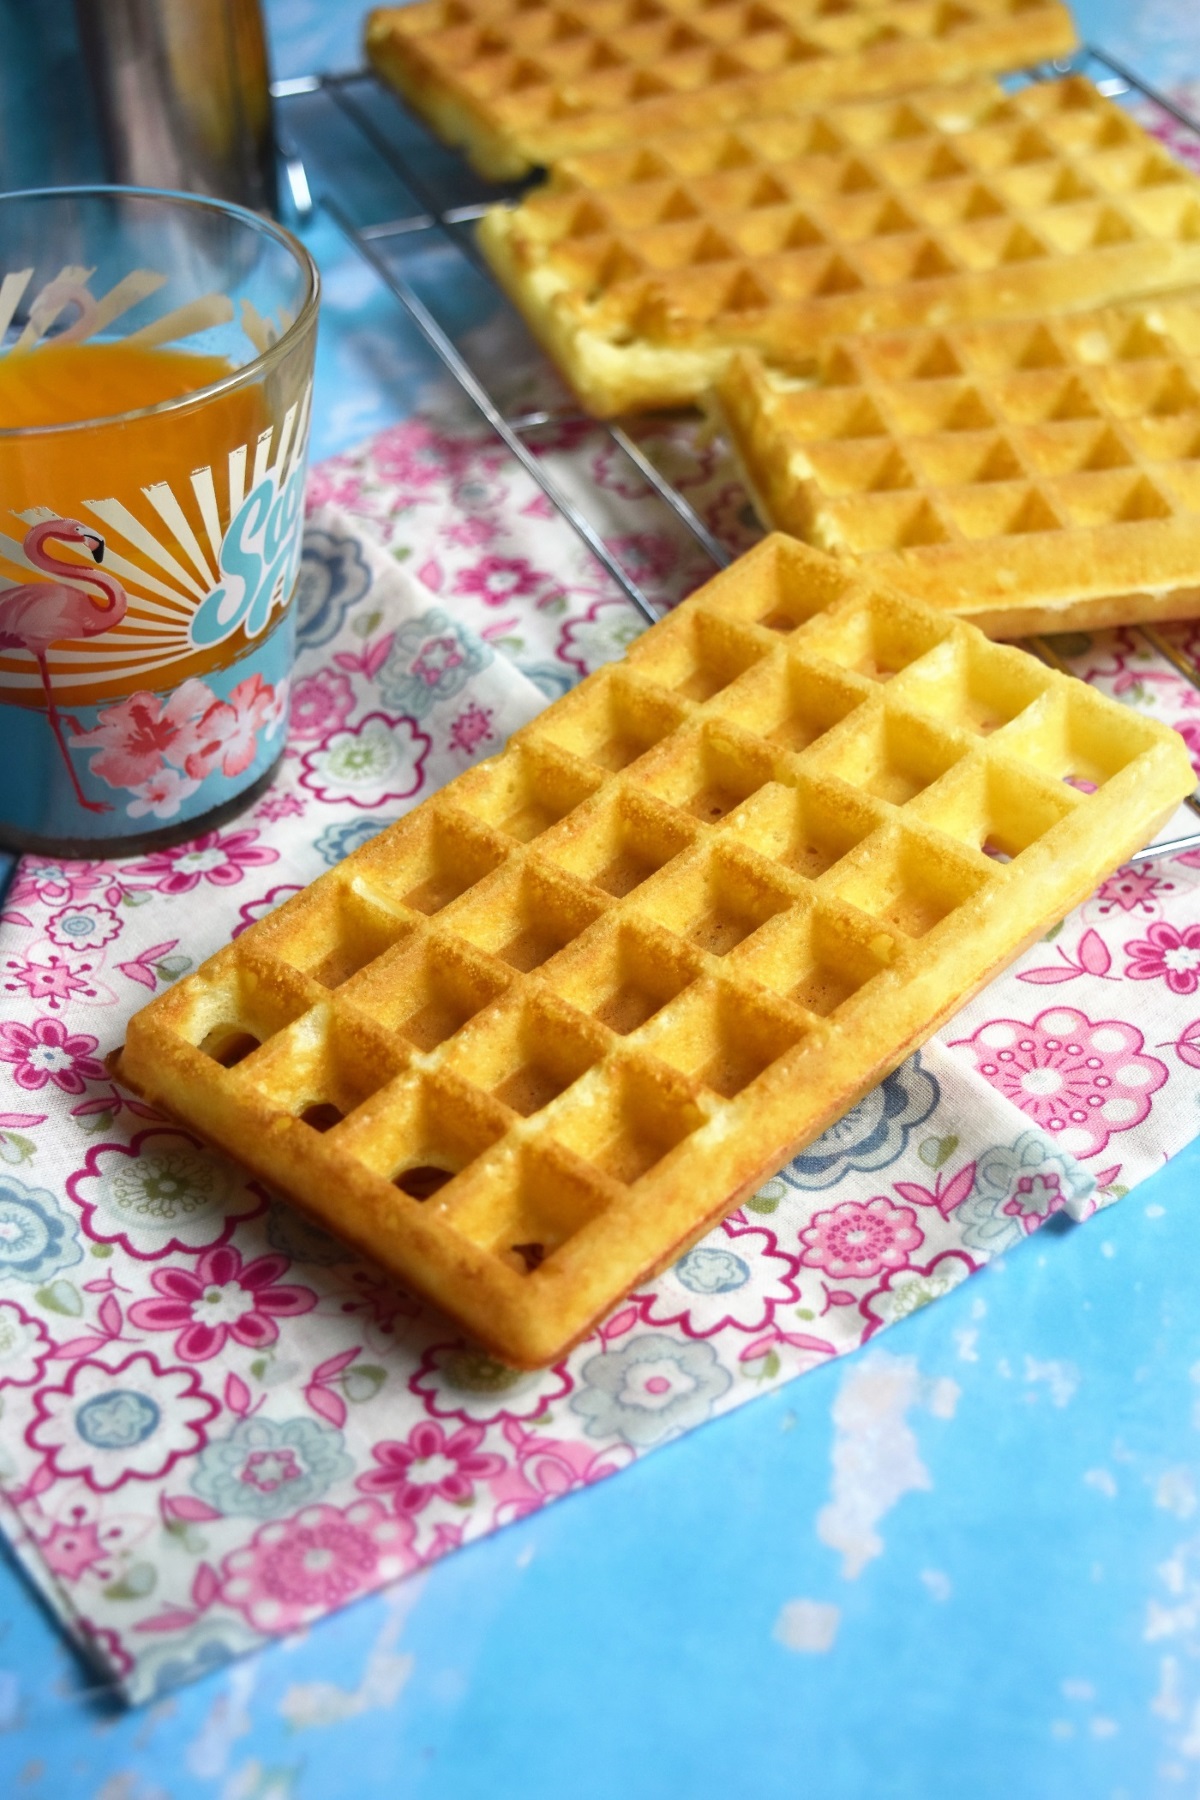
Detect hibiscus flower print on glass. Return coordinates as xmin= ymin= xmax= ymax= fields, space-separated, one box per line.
xmin=59 ymin=651 xmax=291 ymax=832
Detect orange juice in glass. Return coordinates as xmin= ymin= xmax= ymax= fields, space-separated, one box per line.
xmin=0 ymin=186 xmax=318 ymax=853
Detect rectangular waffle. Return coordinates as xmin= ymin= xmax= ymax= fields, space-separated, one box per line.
xmin=477 ymin=75 xmax=1200 ymax=415
xmin=712 ymin=299 xmax=1200 ymax=637
xmin=366 ymin=0 xmax=1077 ymax=181
xmin=114 ymin=537 xmax=1194 ymax=1368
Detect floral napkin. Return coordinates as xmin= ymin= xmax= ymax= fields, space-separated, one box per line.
xmin=3 ymin=421 xmax=1200 ymax=1705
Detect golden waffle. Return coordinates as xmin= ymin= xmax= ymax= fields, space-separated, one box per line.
xmin=712 ymin=299 xmax=1200 ymax=636
xmin=477 ymin=75 xmax=1200 ymax=415
xmin=114 ymin=537 xmax=1193 ymax=1368
xmin=367 ymin=0 xmax=1076 ymax=180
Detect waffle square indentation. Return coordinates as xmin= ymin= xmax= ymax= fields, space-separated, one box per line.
xmin=247 ymin=881 xmax=416 ymax=990
xmin=344 ymin=935 xmax=511 ymax=1051
xmin=805 ymin=705 xmax=967 ymax=806
xmin=890 ymin=634 xmax=1052 ymax=736
xmin=440 ymin=992 xmax=609 ymax=1116
xmin=546 ymin=1059 xmax=708 ymax=1184
xmin=731 ymin=897 xmax=895 ymax=1015
xmin=829 ymin=829 xmax=991 ymax=938
xmin=350 ymin=809 xmax=510 ymax=921
xmin=632 ymin=843 xmax=797 ymax=954
xmin=710 ymin=652 xmax=869 ymax=753
xmin=635 ymin=721 xmax=780 ymax=821
xmin=1000 ymin=685 xmax=1162 ymax=791
xmin=724 ymin=776 xmax=886 ymax=879
xmin=910 ymin=756 xmax=1079 ymax=859
xmin=625 ymin=606 xmax=769 ymax=701
xmin=639 ymin=979 xmax=809 ymax=1096
xmin=447 ymin=861 xmax=608 ymax=970
xmin=536 ymin=786 xmax=698 ymax=895
xmin=338 ymin=1067 xmax=512 ymax=1191
xmin=449 ymin=742 xmax=603 ymax=842
xmin=523 ymin=667 xmax=689 ymax=771
xmin=237 ymin=1005 xmax=413 ymax=1133
xmin=442 ymin=1141 xmax=614 ymax=1274
xmin=546 ymin=919 xmax=702 ymax=1034
xmin=800 ymin=591 xmax=954 ymax=681
xmin=176 ymin=955 xmax=316 ymax=1070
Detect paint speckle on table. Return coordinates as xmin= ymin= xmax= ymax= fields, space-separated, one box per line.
xmin=773 ymin=1600 xmax=841 ymax=1655
xmin=816 ymin=1353 xmax=956 ymax=1581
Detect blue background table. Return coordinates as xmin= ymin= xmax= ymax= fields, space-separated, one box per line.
xmin=3 ymin=2 xmax=1200 ymax=1794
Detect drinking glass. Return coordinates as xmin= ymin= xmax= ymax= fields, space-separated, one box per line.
xmin=0 ymin=184 xmax=319 ymax=852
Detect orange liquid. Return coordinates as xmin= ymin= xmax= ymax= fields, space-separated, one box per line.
xmin=0 ymin=341 xmax=235 ymax=427
xmin=0 ymin=340 xmax=301 ymax=707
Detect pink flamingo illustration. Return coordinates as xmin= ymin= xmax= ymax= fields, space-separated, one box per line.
xmin=0 ymin=518 xmax=127 ymax=813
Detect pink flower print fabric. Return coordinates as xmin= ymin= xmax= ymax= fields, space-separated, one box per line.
xmin=127 ymin=1247 xmax=317 ymax=1362
xmin=217 ymin=1501 xmax=417 ymax=1635
xmin=952 ymin=1009 xmax=1168 ymax=1159
xmin=799 ymin=1198 xmax=926 ymax=1282
xmin=4 ymin=467 xmax=1200 ymax=1707
xmin=357 ymin=1422 xmax=506 ymax=1514
xmin=1124 ymin=922 xmax=1200 ymax=994
xmin=0 ymin=1017 xmax=107 ymax=1094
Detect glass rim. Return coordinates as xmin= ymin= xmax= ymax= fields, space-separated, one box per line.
xmin=0 ymin=183 xmax=320 ymax=440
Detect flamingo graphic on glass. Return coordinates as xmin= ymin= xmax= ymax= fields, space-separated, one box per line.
xmin=0 ymin=518 xmax=127 ymax=813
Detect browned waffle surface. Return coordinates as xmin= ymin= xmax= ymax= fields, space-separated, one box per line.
xmin=115 ymin=538 xmax=1194 ymax=1367
xmin=713 ymin=299 xmax=1200 ymax=636
xmin=367 ymin=0 xmax=1077 ymax=180
xmin=476 ymin=75 xmax=1200 ymax=414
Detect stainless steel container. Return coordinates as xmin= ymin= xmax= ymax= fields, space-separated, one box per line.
xmin=74 ymin=0 xmax=278 ymax=214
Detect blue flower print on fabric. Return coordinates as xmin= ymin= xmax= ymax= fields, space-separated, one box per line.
xmin=141 ymin=1618 xmax=262 ymax=1698
xmin=957 ymin=1129 xmax=1095 ymax=1255
xmin=0 ymin=1174 xmax=82 ymax=1285
xmin=518 ymin=662 xmax=574 ymax=701
xmin=312 ymin=816 xmax=391 ymax=868
xmin=784 ymin=1053 xmax=939 ymax=1190
xmin=570 ymin=1334 xmax=731 ymax=1447
xmin=265 ymin=1199 xmax=357 ymax=1265
xmin=294 ymin=528 xmax=372 ymax=648
xmin=377 ymin=610 xmax=491 ymax=718
xmin=190 ymin=1415 xmax=355 ymax=1519
xmin=674 ymin=1247 xmax=751 ymax=1297
xmin=76 ymin=1391 xmax=160 ymax=1449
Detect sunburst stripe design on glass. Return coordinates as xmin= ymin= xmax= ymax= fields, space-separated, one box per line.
xmin=0 ymin=262 xmax=310 ymax=693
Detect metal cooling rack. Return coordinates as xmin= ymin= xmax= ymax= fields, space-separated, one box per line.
xmin=271 ymin=46 xmax=1200 ymax=859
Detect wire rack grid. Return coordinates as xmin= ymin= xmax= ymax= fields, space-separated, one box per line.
xmin=271 ymin=46 xmax=1200 ymax=860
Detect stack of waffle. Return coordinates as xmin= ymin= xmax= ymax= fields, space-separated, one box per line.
xmin=369 ymin=0 xmax=1200 ymax=635
xmin=366 ymin=0 xmax=1078 ymax=180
